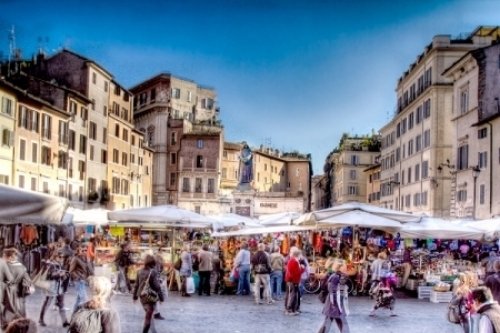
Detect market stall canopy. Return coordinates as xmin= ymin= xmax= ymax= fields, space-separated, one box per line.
xmin=399 ymin=217 xmax=484 ymax=240
xmin=460 ymin=218 xmax=500 ymax=240
xmin=0 ymin=184 xmax=68 ymax=224
xmin=208 ymin=213 xmax=261 ymax=231
xmin=258 ymin=211 xmax=301 ymax=226
xmin=108 ymin=205 xmax=215 ymax=229
xmin=296 ymin=209 xmax=404 ymax=232
xmin=295 ymin=202 xmax=421 ymax=226
xmin=64 ymin=207 xmax=110 ymax=225
xmin=212 ymin=224 xmax=317 ymax=237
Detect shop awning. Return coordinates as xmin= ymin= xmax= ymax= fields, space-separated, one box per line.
xmin=258 ymin=211 xmax=301 ymax=226
xmin=108 ymin=205 xmax=215 ymax=229
xmin=0 ymin=184 xmax=68 ymax=225
xmin=208 ymin=213 xmax=261 ymax=231
xmin=64 ymin=207 xmax=110 ymax=225
xmin=399 ymin=217 xmax=484 ymax=240
xmin=211 ymin=224 xmax=317 ymax=237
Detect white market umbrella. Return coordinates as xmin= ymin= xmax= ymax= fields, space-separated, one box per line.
xmin=65 ymin=207 xmax=110 ymax=225
xmin=212 ymin=224 xmax=316 ymax=238
xmin=259 ymin=211 xmax=301 ymax=226
xmin=399 ymin=217 xmax=484 ymax=240
xmin=0 ymin=184 xmax=68 ymax=224
xmin=461 ymin=218 xmax=500 ymax=240
xmin=208 ymin=213 xmax=261 ymax=231
xmin=297 ymin=209 xmax=404 ymax=232
xmin=108 ymin=205 xmax=215 ymax=229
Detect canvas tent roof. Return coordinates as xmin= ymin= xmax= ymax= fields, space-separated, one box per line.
xmin=0 ymin=184 xmax=68 ymax=224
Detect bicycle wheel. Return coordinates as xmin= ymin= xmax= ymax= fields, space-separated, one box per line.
xmin=303 ymin=276 xmax=321 ymax=294
xmin=344 ymin=278 xmax=355 ymax=295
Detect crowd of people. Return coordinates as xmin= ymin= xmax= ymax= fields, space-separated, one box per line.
xmin=2 ymin=234 xmax=500 ymax=333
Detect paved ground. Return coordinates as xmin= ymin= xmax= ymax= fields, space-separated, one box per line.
xmin=26 ymin=289 xmax=464 ymax=333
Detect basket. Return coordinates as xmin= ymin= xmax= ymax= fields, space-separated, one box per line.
xmin=433 ymin=284 xmax=451 ymax=292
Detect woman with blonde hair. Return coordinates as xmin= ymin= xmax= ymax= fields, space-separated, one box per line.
xmin=451 ymin=272 xmax=473 ymax=333
xmin=68 ymin=275 xmax=120 ymax=333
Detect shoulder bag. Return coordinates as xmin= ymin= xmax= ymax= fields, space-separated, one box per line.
xmin=140 ymin=270 xmax=159 ymax=304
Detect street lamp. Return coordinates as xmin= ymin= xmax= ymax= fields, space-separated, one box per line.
xmin=472 ymin=165 xmax=481 ymax=220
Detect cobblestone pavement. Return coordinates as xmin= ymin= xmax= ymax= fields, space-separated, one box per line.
xmin=26 ymin=289 xmax=464 ymax=333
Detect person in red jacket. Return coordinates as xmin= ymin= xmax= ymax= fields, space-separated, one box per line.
xmin=284 ymin=248 xmax=304 ymax=315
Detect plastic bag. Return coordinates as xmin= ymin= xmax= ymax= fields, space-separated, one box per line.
xmin=186 ymin=276 xmax=195 ymax=294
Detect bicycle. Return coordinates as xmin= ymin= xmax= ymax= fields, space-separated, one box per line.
xmin=303 ymin=272 xmax=355 ymax=295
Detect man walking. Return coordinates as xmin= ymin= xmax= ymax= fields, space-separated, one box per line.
xmin=270 ymin=247 xmax=284 ymax=300
xmin=69 ymin=243 xmax=94 ymax=313
xmin=114 ymin=242 xmax=132 ymax=294
xmin=251 ymin=243 xmax=273 ymax=305
xmin=198 ymin=244 xmax=213 ymax=296
xmin=471 ymin=286 xmax=500 ymax=333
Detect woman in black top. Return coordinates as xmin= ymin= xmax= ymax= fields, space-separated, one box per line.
xmin=133 ymin=255 xmax=165 ymax=333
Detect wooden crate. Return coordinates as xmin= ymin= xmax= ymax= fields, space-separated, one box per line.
xmin=430 ymin=290 xmax=453 ymax=303
xmin=418 ymin=286 xmax=433 ymax=299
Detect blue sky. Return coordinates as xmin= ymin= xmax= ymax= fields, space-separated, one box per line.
xmin=1 ymin=0 xmax=500 ymax=174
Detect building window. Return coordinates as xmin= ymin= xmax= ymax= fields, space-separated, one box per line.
xmin=479 ymin=151 xmax=488 ymax=169
xmin=480 ymin=184 xmax=485 ymax=205
xmin=408 ymin=139 xmax=414 ymax=156
xmin=122 ymin=152 xmax=128 ymax=166
xmin=170 ymin=153 xmax=177 ymax=165
xmin=89 ymin=122 xmax=97 ymax=140
xmin=349 ymin=170 xmax=356 ymax=180
xmin=103 ymin=128 xmax=107 ymax=144
xmin=18 ymin=175 xmax=25 ymax=188
xmin=195 ymin=178 xmax=202 ymax=193
xmin=171 ymin=132 xmax=177 ymax=145
xmin=122 ymin=129 xmax=128 ymax=142
xmin=416 ymin=106 xmax=422 ymax=124
xmin=401 ymin=118 xmax=407 ymax=134
xmin=457 ymin=145 xmax=469 ymax=170
xmin=68 ymin=130 xmax=75 ymax=151
xmin=115 ymin=124 xmax=120 ymax=137
xmin=423 ymin=129 xmax=431 ymax=148
xmin=41 ymin=114 xmax=51 ymax=139
xmin=41 ymin=146 xmax=51 ymax=165
xmin=121 ymin=179 xmax=129 ymax=195
xmin=408 ymin=112 xmax=414 ymax=130
xmin=423 ymin=99 xmax=431 ymax=118
xmin=58 ymin=120 xmax=68 ymax=144
xmin=460 ymin=85 xmax=469 ymax=114
xmin=172 ymin=88 xmax=181 ymax=99
xmin=347 ymin=185 xmax=358 ymax=196
xmin=79 ymin=135 xmax=87 ymax=154
xmin=407 ymin=167 xmax=412 ymax=183
xmin=32 ymin=143 xmax=37 ymax=163
xmin=170 ymin=173 xmax=176 ymax=186
xmin=196 ymin=155 xmax=203 ymax=168
xmin=104 ymin=81 xmax=108 ymax=92
xmin=414 ymin=163 xmax=420 ymax=181
xmin=113 ymin=149 xmax=119 ymax=163
xmin=421 ymin=191 xmax=428 ymax=205
xmin=101 ymin=150 xmax=107 ymax=164
xmin=31 ymin=177 xmax=36 ymax=191
xmin=92 ymin=72 xmax=97 ymax=84
xmin=1 ymin=97 xmax=13 ymax=115
xmin=415 ymin=134 xmax=422 ymax=152
xmin=413 ymin=193 xmax=421 ymax=206
xmin=1 ymin=129 xmax=11 ymax=147
xmin=208 ymin=179 xmax=215 ymax=193
xmin=422 ymin=160 xmax=429 ymax=179
xmin=197 ymin=139 xmax=204 ymax=149
xmin=182 ymin=178 xmax=190 ymax=192
xmin=112 ymin=177 xmax=120 ymax=194
xmin=58 ymin=151 xmax=68 ymax=169
xmin=478 ymin=128 xmax=487 ymax=139
xmin=457 ymin=190 xmax=467 ymax=202
xmin=350 ymin=155 xmax=359 ymax=165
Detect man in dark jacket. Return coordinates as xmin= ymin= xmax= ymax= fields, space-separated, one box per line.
xmin=114 ymin=243 xmax=132 ymax=294
xmin=251 ymin=243 xmax=273 ymax=305
xmin=485 ymin=259 xmax=500 ymax=303
xmin=0 ymin=256 xmax=13 ymax=328
xmin=69 ymin=243 xmax=94 ymax=313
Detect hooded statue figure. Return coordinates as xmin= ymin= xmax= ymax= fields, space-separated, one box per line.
xmin=239 ymin=144 xmax=253 ymax=184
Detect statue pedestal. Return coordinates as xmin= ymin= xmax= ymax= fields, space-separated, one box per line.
xmin=237 ymin=183 xmax=253 ymax=192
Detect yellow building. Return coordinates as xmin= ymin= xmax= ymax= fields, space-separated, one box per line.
xmin=0 ymin=80 xmax=17 ymax=185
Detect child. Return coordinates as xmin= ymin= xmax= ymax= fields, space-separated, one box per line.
xmin=369 ymin=274 xmax=397 ymax=317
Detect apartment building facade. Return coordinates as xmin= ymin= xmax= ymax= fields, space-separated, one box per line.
xmin=130 ymin=73 xmax=220 ymax=208
xmin=445 ymin=39 xmax=500 ymax=219
xmin=379 ymin=28 xmax=497 ymax=216
xmin=364 ymin=161 xmax=381 ymax=206
xmin=327 ymin=136 xmax=380 ymax=206
xmin=0 ymin=80 xmax=17 ymax=185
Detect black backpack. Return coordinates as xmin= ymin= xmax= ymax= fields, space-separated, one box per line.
xmin=68 ymin=307 xmax=102 ymax=333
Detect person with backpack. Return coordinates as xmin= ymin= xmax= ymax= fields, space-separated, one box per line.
xmin=133 ymin=255 xmax=164 ymax=333
xmin=2 ymin=247 xmax=31 ymax=330
xmin=70 ymin=243 xmax=94 ymax=313
xmin=251 ymin=243 xmax=273 ymax=305
xmin=471 ymin=286 xmax=500 ymax=333
xmin=68 ymin=275 xmax=120 ymax=333
xmin=317 ymin=261 xmax=350 ymax=333
xmin=38 ymin=251 xmax=71 ymax=328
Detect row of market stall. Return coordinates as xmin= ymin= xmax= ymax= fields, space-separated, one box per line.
xmin=1 ymin=184 xmax=500 ymax=298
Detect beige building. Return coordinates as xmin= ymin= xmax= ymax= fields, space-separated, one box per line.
xmin=311 ymin=175 xmax=328 ymax=211
xmin=364 ymin=159 xmax=381 ymax=206
xmin=327 ymin=136 xmax=380 ymax=206
xmin=379 ymin=28 xmax=497 ymax=216
xmin=444 ymin=35 xmax=500 ymax=219
xmin=0 ymin=80 xmax=17 ymax=185
xmin=130 ymin=73 xmax=220 ymax=206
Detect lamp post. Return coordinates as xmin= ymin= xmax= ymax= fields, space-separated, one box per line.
xmin=472 ymin=165 xmax=481 ymax=220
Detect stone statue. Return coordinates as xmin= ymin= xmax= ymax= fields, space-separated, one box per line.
xmin=239 ymin=144 xmax=253 ymax=184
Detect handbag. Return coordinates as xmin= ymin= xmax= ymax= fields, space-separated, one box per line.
xmin=32 ymin=267 xmax=51 ymax=291
xmin=174 ymin=258 xmax=182 ymax=271
xmin=447 ymin=304 xmax=461 ymax=324
xmin=140 ymin=271 xmax=159 ymax=304
xmin=186 ymin=276 xmax=195 ymax=294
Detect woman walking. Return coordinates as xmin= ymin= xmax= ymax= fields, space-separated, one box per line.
xmin=317 ymin=261 xmax=350 ymax=333
xmin=2 ymin=247 xmax=31 ymax=328
xmin=179 ymin=245 xmax=193 ymax=297
xmin=451 ymin=272 xmax=473 ymax=333
xmin=69 ymin=275 xmax=120 ymax=333
xmin=133 ymin=255 xmax=164 ymax=333
xmin=38 ymin=251 xmax=71 ymax=327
